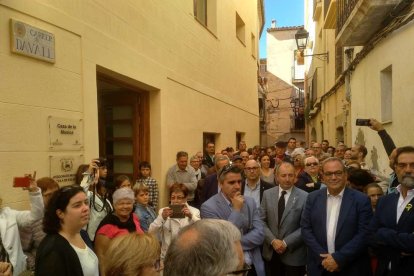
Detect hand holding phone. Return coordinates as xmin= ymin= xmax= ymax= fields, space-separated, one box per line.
xmin=169 ymin=204 xmax=185 ymax=218
xmin=356 ymin=119 xmax=371 ymax=126
xmin=13 ymin=176 xmax=30 ymax=188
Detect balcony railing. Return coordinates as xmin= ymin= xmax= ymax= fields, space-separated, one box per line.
xmin=336 ymin=0 xmax=401 ymax=46
xmin=337 ymin=0 xmax=360 ymax=35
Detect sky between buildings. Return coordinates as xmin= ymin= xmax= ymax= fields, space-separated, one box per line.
xmin=259 ymin=0 xmax=304 ymax=59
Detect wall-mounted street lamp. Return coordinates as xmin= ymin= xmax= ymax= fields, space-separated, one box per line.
xmin=295 ymin=28 xmax=329 ymax=62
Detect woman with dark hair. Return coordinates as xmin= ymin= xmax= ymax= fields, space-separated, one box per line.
xmin=81 ymin=158 xmax=113 ymax=241
xmin=259 ymin=155 xmax=274 ymax=183
xmin=149 ymin=183 xmax=200 ymax=261
xmin=35 ymin=185 xmax=98 ymax=276
xmin=114 ymin=175 xmax=132 ymax=190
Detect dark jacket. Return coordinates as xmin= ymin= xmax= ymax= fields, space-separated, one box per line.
xmin=295 ymin=171 xmax=322 ymax=193
xmin=36 ymin=234 xmax=84 ymax=276
xmin=369 ymin=192 xmax=414 ymax=276
xmin=241 ymin=179 xmax=274 ymax=203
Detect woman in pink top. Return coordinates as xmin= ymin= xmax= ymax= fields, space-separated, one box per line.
xmin=94 ymin=188 xmax=143 ymax=275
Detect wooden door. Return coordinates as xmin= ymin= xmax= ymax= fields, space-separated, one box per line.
xmin=98 ymin=90 xmax=149 ymax=183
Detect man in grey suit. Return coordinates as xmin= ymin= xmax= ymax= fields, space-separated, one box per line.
xmin=201 ymin=165 xmax=265 ymax=276
xmin=261 ymin=162 xmax=307 ymax=276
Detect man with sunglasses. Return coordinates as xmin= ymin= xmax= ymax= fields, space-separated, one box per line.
xmin=301 ymin=157 xmax=372 ymax=276
xmin=201 ymin=165 xmax=265 ymax=276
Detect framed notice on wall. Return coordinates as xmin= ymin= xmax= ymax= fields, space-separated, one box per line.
xmin=48 ymin=116 xmax=83 ymax=151
xmin=50 ymin=155 xmax=84 ymax=186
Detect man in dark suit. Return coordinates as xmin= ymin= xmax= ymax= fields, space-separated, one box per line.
xmin=201 ymin=155 xmax=230 ymax=204
xmin=369 ymin=146 xmax=414 ymax=276
xmin=261 ymin=162 xmax=308 ymax=276
xmin=301 ymin=157 xmax=373 ymax=276
xmin=201 ymin=165 xmax=265 ymax=276
xmin=202 ymin=142 xmax=215 ymax=171
xmin=241 ymin=160 xmax=274 ymax=208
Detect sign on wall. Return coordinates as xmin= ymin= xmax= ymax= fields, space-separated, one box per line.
xmin=48 ymin=116 xmax=83 ymax=151
xmin=50 ymin=155 xmax=84 ymax=186
xmin=10 ymin=19 xmax=55 ymax=63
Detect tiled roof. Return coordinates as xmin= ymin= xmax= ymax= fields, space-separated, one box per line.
xmin=267 ymin=25 xmax=304 ymax=32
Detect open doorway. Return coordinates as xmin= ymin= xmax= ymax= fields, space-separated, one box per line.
xmin=97 ymin=73 xmax=150 ymax=183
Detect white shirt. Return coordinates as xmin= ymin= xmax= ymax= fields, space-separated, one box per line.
xmin=244 ymin=179 xmax=261 ymax=208
xmin=396 ymin=184 xmax=414 ymax=223
xmin=70 ymin=244 xmax=99 ymax=276
xmin=278 ymin=186 xmax=293 ymax=207
xmin=326 ymin=188 xmax=344 ymax=254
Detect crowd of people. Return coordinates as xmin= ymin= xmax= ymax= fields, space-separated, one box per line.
xmin=0 ymin=118 xmax=413 ymax=276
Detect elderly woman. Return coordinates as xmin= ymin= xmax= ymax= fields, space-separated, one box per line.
xmin=0 ymin=175 xmax=43 ymax=276
xmin=295 ymin=156 xmax=323 ymax=193
xmin=105 ymin=233 xmax=161 ymax=276
xmin=94 ymin=188 xmax=144 ymax=275
xmin=292 ymin=152 xmax=305 ymax=179
xmin=36 ymin=185 xmax=98 ymax=276
xmin=149 ymin=183 xmax=200 ymax=261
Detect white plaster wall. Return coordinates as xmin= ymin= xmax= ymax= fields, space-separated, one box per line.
xmin=350 ymin=21 xmax=414 ymax=176
xmin=0 ymin=0 xmax=261 ymax=208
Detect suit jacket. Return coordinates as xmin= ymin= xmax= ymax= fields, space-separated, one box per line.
xmin=202 ymin=173 xmax=219 ymax=205
xmin=202 ymin=155 xmax=214 ymax=168
xmin=369 ymin=192 xmax=414 ymax=276
xmin=241 ymin=179 xmax=274 ymax=204
xmin=260 ymin=186 xmax=308 ymax=266
xmin=201 ymin=193 xmax=265 ymax=276
xmin=301 ymin=187 xmax=373 ymax=276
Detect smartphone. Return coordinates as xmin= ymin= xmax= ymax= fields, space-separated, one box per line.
xmin=13 ymin=176 xmax=31 ymax=188
xmin=356 ymin=119 xmax=371 ymax=126
xmin=169 ymin=204 xmax=185 ymax=218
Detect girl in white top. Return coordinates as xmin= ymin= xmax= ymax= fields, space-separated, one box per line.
xmin=80 ymin=158 xmax=113 ymax=241
xmin=149 ymin=183 xmax=200 ymax=260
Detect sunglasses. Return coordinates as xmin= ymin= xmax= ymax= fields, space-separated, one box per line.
xmin=305 ymin=162 xmax=319 ymax=167
xmin=227 ymin=263 xmax=252 ymax=275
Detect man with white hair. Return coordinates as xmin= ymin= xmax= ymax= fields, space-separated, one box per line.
xmin=296 ymin=156 xmax=323 ymax=193
xmin=164 ymin=219 xmax=247 ymax=276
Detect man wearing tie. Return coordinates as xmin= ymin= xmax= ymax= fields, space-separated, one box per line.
xmin=301 ymin=157 xmax=372 ymax=276
xmin=261 ymin=162 xmax=308 ymax=276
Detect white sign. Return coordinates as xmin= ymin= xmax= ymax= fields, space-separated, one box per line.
xmin=50 ymin=155 xmax=84 ymax=186
xmin=48 ymin=117 xmax=83 ymax=151
xmin=10 ymin=19 xmax=55 ymax=63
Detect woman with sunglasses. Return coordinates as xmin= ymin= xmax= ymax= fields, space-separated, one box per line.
xmin=36 ymin=185 xmax=98 ymax=276
xmin=295 ymin=156 xmax=323 ymax=193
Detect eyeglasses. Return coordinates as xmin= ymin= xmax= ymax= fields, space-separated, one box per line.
xmin=323 ymin=171 xmax=344 ymax=177
xmin=227 ymin=263 xmax=251 ymax=275
xmin=218 ymin=164 xmax=235 ymax=179
xmin=305 ymin=162 xmax=319 ymax=167
xmin=244 ymin=167 xmax=259 ymax=171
